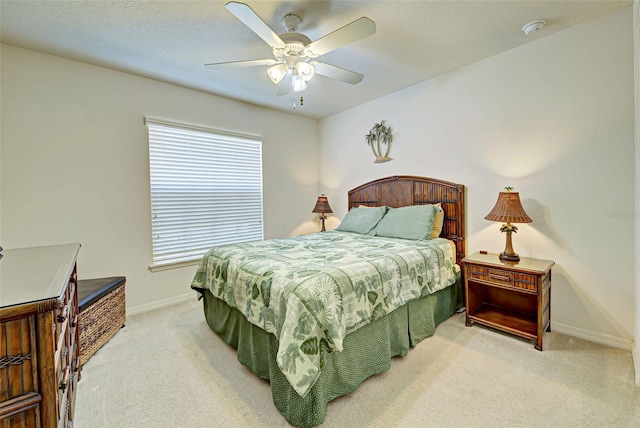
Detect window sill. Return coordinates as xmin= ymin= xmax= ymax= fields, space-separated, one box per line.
xmin=148 ymin=259 xmax=200 ymax=272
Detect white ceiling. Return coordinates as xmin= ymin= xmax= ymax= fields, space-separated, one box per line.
xmin=0 ymin=0 xmax=632 ymax=119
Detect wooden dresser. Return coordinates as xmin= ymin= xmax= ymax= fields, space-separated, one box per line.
xmin=0 ymin=243 xmax=81 ymax=427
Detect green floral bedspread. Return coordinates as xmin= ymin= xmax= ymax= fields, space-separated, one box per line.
xmin=191 ymin=231 xmax=458 ymax=398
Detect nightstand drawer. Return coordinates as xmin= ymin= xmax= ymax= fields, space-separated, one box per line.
xmin=467 ymin=265 xmax=537 ymax=292
xmin=467 ymin=266 xmax=490 ymax=281
xmin=512 ymin=272 xmax=538 ymax=292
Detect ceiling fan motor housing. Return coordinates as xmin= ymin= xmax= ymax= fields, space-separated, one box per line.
xmin=274 ymin=32 xmax=313 ymax=61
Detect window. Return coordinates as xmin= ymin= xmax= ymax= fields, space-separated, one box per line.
xmin=145 ymin=118 xmax=263 ymax=270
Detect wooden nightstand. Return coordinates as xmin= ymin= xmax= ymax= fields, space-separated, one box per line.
xmin=462 ymin=251 xmax=554 ymax=350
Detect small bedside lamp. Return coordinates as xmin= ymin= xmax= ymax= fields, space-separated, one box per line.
xmin=312 ymin=194 xmax=333 ymax=232
xmin=484 ymin=187 xmax=532 ymax=262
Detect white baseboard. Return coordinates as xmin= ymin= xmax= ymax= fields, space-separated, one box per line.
xmin=552 ymin=321 xmax=633 ymax=351
xmin=127 ymin=292 xmax=196 ymax=316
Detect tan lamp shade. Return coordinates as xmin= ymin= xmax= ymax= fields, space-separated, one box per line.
xmin=312 ymin=195 xmax=333 ymax=214
xmin=485 ymin=190 xmax=532 ymax=262
xmin=484 ymin=191 xmax=532 ymax=224
xmin=312 ymin=194 xmax=332 ymax=232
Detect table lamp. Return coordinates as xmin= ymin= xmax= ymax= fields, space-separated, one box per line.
xmin=484 ymin=187 xmax=532 ymax=262
xmin=312 ymin=194 xmax=333 ymax=231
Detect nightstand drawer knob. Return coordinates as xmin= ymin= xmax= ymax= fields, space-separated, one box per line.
xmin=489 ymin=273 xmax=510 ymax=282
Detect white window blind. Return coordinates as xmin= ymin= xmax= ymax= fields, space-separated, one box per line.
xmin=146 ymin=118 xmax=263 ymax=268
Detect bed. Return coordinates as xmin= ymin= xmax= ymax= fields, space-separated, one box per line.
xmin=191 ymin=175 xmax=466 ymax=427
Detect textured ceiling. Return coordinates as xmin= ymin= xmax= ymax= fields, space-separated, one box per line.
xmin=0 ymin=0 xmax=632 ymax=119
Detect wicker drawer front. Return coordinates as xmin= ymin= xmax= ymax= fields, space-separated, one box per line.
xmin=467 ymin=265 xmax=537 ymax=293
xmin=486 ymin=269 xmax=513 ymax=287
xmin=79 ymin=282 xmax=126 ymax=366
xmin=467 ymin=266 xmax=489 ymax=281
xmin=513 ymin=273 xmax=538 ymax=292
xmin=467 ymin=266 xmax=513 ymax=286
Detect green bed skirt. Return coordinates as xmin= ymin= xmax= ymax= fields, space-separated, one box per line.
xmin=200 ymin=275 xmax=462 ymax=427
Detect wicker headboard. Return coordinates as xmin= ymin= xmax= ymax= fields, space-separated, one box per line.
xmin=348 ymin=175 xmax=466 ymax=264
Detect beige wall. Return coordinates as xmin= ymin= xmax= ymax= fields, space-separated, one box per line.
xmin=0 ymin=47 xmax=3 ymax=245
xmin=0 ymin=44 xmax=320 ymax=313
xmin=1 ymin=7 xmax=637 ymax=377
xmin=633 ymin=0 xmax=640 ymax=385
xmin=320 ymin=9 xmax=636 ymax=348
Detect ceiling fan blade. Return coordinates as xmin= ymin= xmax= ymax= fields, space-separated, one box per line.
xmin=314 ymin=62 xmax=364 ymax=85
xmin=205 ymin=59 xmax=278 ymax=69
xmin=225 ymin=2 xmax=286 ymax=49
xmin=305 ymin=17 xmax=376 ymax=57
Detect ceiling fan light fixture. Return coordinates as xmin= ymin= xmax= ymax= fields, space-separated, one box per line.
xmin=295 ymin=61 xmax=315 ymax=81
xmin=267 ymin=63 xmax=287 ymax=84
xmin=292 ymin=72 xmax=307 ymax=92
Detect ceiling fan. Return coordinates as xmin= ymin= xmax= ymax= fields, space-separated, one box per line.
xmin=205 ymin=1 xmax=376 ymax=95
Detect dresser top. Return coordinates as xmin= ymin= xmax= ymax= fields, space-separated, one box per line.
xmin=0 ymin=243 xmax=81 ymax=309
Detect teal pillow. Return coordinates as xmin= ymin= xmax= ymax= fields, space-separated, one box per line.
xmin=375 ymin=205 xmax=436 ymax=240
xmin=336 ymin=206 xmax=388 ymax=235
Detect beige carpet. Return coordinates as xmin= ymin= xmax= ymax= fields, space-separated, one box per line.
xmin=75 ymin=299 xmax=640 ymax=427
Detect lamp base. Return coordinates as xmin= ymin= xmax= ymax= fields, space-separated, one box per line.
xmin=499 ymin=252 xmax=520 ymax=262
xmin=500 ymin=226 xmax=520 ymax=262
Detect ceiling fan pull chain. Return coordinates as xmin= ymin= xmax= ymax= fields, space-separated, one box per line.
xmin=292 ymin=95 xmax=304 ymax=110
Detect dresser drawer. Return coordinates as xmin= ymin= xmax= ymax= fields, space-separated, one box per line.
xmin=0 ymin=315 xmax=38 ymax=398
xmin=467 ymin=265 xmax=538 ymax=293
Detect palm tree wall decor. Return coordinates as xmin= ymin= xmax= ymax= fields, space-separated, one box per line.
xmin=365 ymin=120 xmax=393 ymax=163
